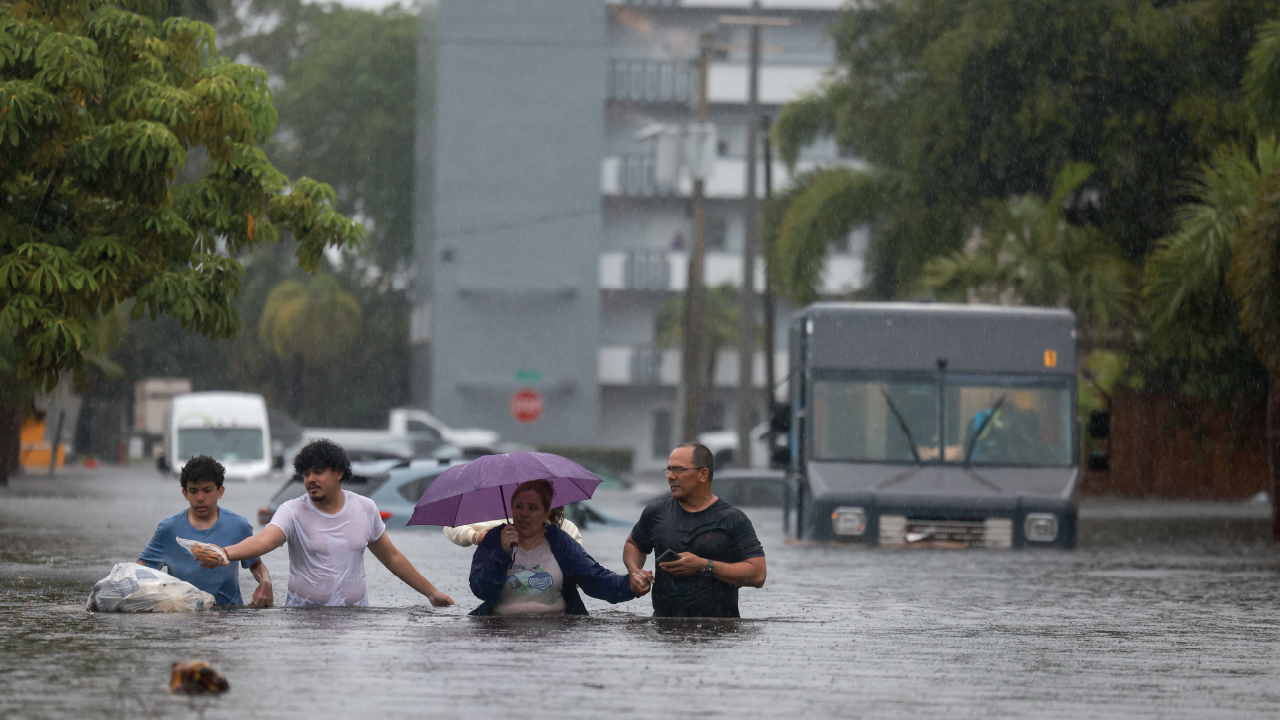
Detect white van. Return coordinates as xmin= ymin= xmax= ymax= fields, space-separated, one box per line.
xmin=164 ymin=392 xmax=274 ymax=481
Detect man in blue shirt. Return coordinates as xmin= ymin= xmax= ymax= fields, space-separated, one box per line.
xmin=138 ymin=455 xmax=273 ymax=607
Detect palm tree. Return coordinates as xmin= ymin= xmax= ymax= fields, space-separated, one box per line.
xmin=656 ymin=285 xmax=742 ymax=431
xmin=1143 ymin=19 xmax=1280 ymax=537
xmin=920 ymin=163 xmax=1135 ymax=351
xmin=258 ymin=273 xmax=361 ymax=418
xmin=766 ymin=167 xmax=894 ymax=306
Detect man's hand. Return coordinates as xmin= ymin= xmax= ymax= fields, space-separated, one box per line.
xmin=191 ymin=543 xmax=229 ymax=569
xmin=658 ymin=551 xmax=705 ymax=578
xmin=427 ymin=590 xmax=455 ymax=607
xmin=474 ymin=528 xmax=490 ymax=544
xmin=250 ymin=579 xmax=274 ymax=608
xmin=629 ymin=570 xmax=653 ymax=596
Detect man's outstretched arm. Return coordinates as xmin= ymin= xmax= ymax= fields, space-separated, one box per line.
xmin=367 ymin=533 xmax=455 ymax=608
xmin=194 ymin=526 xmax=287 ymax=568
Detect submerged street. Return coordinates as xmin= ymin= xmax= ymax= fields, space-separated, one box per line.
xmin=2 ymin=468 xmax=1280 ymax=719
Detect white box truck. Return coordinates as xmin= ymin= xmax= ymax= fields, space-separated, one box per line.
xmin=161 ymin=392 xmax=275 ymax=481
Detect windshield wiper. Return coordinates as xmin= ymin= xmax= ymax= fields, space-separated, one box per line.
xmin=964 ymin=394 xmax=1007 ymax=465
xmin=879 ymin=389 xmax=922 ymax=463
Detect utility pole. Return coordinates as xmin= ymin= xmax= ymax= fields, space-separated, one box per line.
xmin=762 ymin=113 xmax=777 ymax=467
xmin=681 ymin=33 xmax=713 ymax=443
xmin=736 ymin=0 xmax=763 ymax=467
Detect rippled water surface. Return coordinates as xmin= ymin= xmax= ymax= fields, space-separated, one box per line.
xmin=3 ymin=468 xmax=1280 ymax=719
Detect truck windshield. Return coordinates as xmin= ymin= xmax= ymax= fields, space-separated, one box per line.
xmin=178 ymin=428 xmax=264 ymax=462
xmin=812 ymin=376 xmax=939 ymax=463
xmin=945 ymin=375 xmax=1073 ymax=467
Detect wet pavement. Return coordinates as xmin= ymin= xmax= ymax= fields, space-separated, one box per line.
xmin=3 ymin=466 xmax=1280 ymax=719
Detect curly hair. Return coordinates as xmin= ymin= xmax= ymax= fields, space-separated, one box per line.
xmin=180 ymin=455 xmax=225 ymax=489
xmin=292 ymin=439 xmax=352 ymax=483
xmin=511 ymin=479 xmax=565 ymax=527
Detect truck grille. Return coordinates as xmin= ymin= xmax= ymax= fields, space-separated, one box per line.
xmin=879 ymin=515 xmax=1013 ymax=548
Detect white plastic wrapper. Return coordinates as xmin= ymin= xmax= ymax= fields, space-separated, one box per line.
xmin=176 ymin=537 xmax=229 ymax=567
xmin=86 ymin=563 xmax=215 ymax=613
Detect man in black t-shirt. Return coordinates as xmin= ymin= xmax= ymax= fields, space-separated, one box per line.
xmin=624 ymin=442 xmax=766 ymax=618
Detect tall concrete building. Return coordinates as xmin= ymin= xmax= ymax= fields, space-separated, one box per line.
xmin=414 ymin=0 xmax=862 ymax=469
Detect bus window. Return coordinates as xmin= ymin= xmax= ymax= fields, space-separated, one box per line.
xmin=944 ymin=376 xmax=1073 ymax=467
xmin=811 ymin=376 xmax=938 ymax=463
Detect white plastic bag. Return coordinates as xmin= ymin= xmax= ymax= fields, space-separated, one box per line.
xmin=86 ymin=563 xmax=215 ymax=612
xmin=176 ymin=537 xmax=228 ymax=567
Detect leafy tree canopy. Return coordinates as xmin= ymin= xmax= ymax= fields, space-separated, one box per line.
xmin=921 ymin=163 xmax=1135 ymax=341
xmin=774 ymin=0 xmax=1280 ymax=296
xmin=216 ymin=0 xmax=419 ymax=279
xmin=0 ymin=0 xmax=363 ymax=390
xmin=92 ymin=0 xmax=418 ymax=428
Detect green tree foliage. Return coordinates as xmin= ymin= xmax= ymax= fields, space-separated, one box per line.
xmin=258 ymin=272 xmax=360 ymax=416
xmin=1142 ymin=20 xmax=1280 ymax=521
xmin=0 ymin=0 xmax=363 ymax=392
xmin=767 ymin=167 xmax=892 ymax=305
xmin=266 ymin=3 xmax=419 ymax=277
xmin=98 ymin=1 xmax=419 ymax=429
xmin=773 ymin=0 xmax=1280 ymax=297
xmin=656 ymin=284 xmax=741 ymax=396
xmin=1141 ymin=140 xmax=1280 ymax=398
xmin=920 ymin=163 xmax=1134 ymax=342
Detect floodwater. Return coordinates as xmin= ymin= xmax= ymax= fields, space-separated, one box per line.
xmin=3 ymin=468 xmax=1280 ymax=719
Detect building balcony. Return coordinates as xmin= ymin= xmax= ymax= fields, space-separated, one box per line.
xmin=605 ymin=55 xmax=828 ymax=108
xmin=601 ymin=154 xmax=863 ymax=199
xmin=608 ymin=59 xmax=697 ymax=104
xmin=706 ymin=64 xmax=826 ymax=106
xmin=598 ymin=344 xmax=789 ymax=389
xmin=598 ymin=344 xmax=680 ymax=386
xmin=599 ymin=248 xmax=862 ymax=294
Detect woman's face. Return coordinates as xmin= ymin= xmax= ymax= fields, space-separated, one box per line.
xmin=511 ymin=490 xmax=551 ymax=538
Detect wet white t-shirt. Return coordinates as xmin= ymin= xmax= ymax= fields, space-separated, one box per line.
xmin=493 ymin=538 xmax=566 ymax=616
xmin=269 ymin=490 xmax=386 ymax=607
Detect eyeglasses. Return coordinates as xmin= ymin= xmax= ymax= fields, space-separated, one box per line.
xmin=664 ymin=466 xmax=707 ymax=476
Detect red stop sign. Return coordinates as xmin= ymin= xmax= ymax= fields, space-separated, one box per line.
xmin=510 ymin=388 xmax=544 ymax=424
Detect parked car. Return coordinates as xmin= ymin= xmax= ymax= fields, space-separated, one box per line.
xmin=258 ymin=459 xmax=461 ymax=529
xmin=711 ymin=469 xmax=787 ymax=507
xmin=296 ymin=408 xmax=501 ymax=471
xmin=699 ymin=422 xmax=787 ymax=470
xmin=645 ymin=469 xmax=787 ymax=509
xmin=257 ymin=458 xmax=625 ymax=530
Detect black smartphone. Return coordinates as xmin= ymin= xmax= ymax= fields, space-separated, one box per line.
xmin=655 ymin=548 xmax=680 ymax=564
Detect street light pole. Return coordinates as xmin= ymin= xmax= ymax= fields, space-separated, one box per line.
xmin=681 ymin=33 xmax=713 ymax=443
xmin=736 ymin=0 xmax=762 ymax=467
xmin=762 ymin=113 xmax=777 ymax=467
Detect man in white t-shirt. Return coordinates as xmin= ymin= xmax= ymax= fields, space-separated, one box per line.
xmin=192 ymin=439 xmax=454 ymax=608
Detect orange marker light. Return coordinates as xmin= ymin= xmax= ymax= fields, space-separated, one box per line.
xmin=1044 ymin=349 xmax=1057 ymax=368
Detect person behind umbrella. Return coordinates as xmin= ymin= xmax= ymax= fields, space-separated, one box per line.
xmin=443 ymin=515 xmax=582 ymax=548
xmin=469 ymin=479 xmax=649 ymax=616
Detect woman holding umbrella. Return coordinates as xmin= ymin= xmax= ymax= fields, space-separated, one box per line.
xmin=469 ymin=479 xmax=649 ymax=616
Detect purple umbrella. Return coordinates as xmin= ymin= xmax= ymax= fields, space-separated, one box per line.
xmin=406 ymin=451 xmax=602 ymax=527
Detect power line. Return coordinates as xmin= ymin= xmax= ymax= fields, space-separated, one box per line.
xmin=434 ymin=206 xmax=599 ymax=241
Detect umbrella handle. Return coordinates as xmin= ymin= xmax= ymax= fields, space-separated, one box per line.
xmin=501 ymin=485 xmax=515 ymax=556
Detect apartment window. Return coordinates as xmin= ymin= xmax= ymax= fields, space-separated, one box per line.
xmin=706 ymin=215 xmax=727 ymax=251
xmin=652 ymin=411 xmax=672 ymax=459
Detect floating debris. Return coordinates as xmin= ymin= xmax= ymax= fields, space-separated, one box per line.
xmin=169 ymin=661 xmax=229 ymax=695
